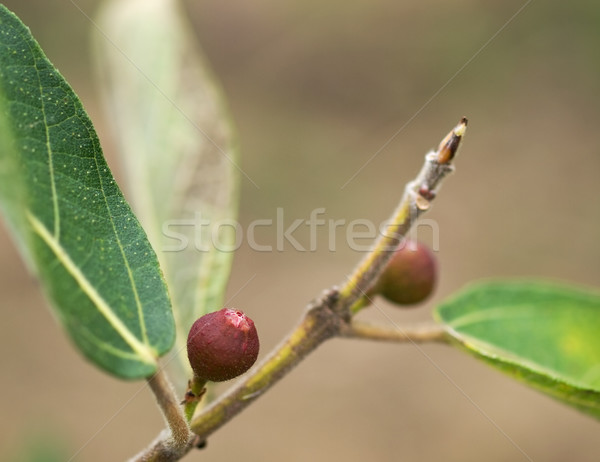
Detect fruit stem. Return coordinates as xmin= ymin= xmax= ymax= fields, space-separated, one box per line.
xmin=349 ymin=294 xmax=373 ymax=314
xmin=183 ymin=375 xmax=208 ymax=422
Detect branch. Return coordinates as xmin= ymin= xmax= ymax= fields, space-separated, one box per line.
xmin=340 ymin=321 xmax=448 ymax=344
xmin=136 ymin=117 xmax=467 ymax=459
xmin=337 ymin=117 xmax=467 ymax=310
xmin=189 ymin=117 xmax=467 ymax=440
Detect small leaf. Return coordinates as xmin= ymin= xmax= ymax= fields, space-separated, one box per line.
xmin=436 ymin=280 xmax=600 ymax=418
xmin=0 ymin=6 xmax=175 ymax=379
xmin=94 ymin=0 xmax=239 ymax=387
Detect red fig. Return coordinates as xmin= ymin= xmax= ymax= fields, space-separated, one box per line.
xmin=374 ymin=240 xmax=437 ymax=306
xmin=187 ymin=308 xmax=259 ymax=382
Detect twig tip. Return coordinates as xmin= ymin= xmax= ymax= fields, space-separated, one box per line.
xmin=437 ymin=116 xmax=468 ymax=164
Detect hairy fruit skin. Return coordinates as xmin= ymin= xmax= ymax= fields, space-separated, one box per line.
xmin=374 ymin=240 xmax=437 ymax=306
xmin=187 ymin=308 xmax=259 ymax=382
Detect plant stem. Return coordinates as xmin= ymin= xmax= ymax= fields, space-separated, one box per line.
xmin=338 ymin=117 xmax=467 ymax=310
xmin=135 ymin=118 xmax=467 ymax=460
xmin=146 ymin=369 xmax=193 ymax=449
xmin=340 ymin=321 xmax=448 ymax=344
xmin=189 ymin=118 xmax=467 ymax=440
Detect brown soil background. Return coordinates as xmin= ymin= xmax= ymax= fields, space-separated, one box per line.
xmin=1 ymin=1 xmax=600 ymax=461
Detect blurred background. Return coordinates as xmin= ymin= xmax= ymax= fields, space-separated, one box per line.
xmin=1 ymin=0 xmax=600 ymax=461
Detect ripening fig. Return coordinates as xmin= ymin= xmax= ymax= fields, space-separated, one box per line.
xmin=373 ymin=240 xmax=437 ymax=306
xmin=187 ymin=308 xmax=259 ymax=382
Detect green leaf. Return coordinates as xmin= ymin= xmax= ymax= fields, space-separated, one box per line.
xmin=435 ymin=280 xmax=600 ymax=418
xmin=94 ymin=0 xmax=239 ymax=386
xmin=0 ymin=6 xmax=175 ymax=379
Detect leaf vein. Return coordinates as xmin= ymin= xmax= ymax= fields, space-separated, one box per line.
xmin=91 ymin=152 xmax=151 ymax=347
xmin=27 ymin=212 xmax=156 ymax=366
xmin=31 ymin=51 xmax=60 ymax=238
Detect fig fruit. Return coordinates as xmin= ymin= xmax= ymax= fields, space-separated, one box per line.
xmin=187 ymin=308 xmax=259 ymax=382
xmin=374 ymin=240 xmax=437 ymax=306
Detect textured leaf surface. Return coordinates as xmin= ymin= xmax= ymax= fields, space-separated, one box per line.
xmin=436 ymin=280 xmax=600 ymax=418
xmin=95 ymin=0 xmax=239 ymax=386
xmin=0 ymin=6 xmax=175 ymax=379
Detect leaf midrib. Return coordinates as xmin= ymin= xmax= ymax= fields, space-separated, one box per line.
xmin=28 ymin=206 xmax=155 ymax=365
